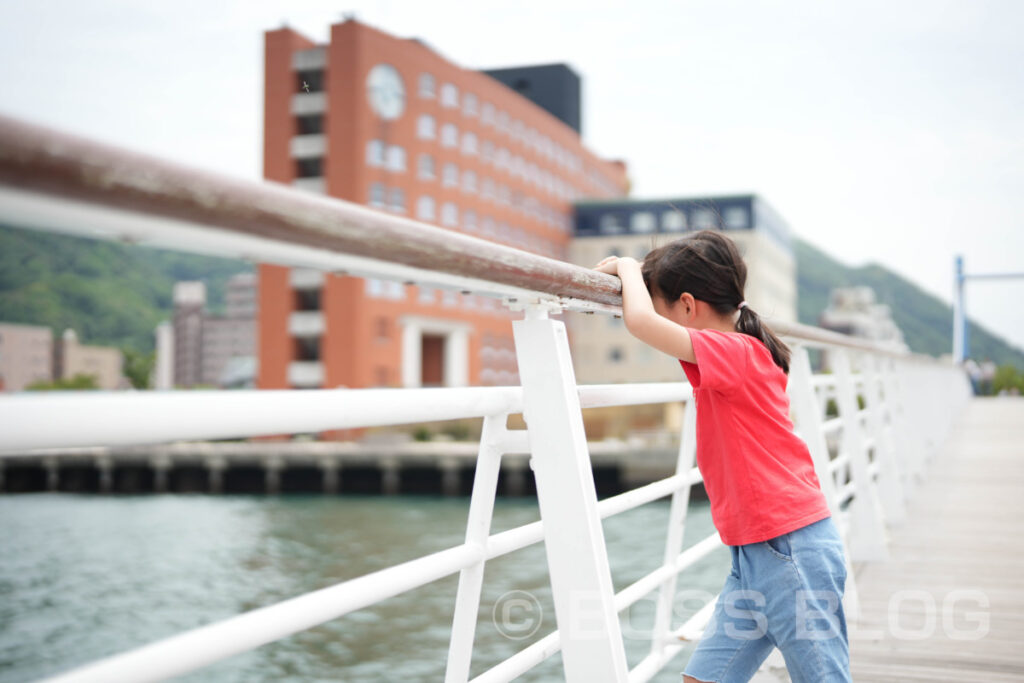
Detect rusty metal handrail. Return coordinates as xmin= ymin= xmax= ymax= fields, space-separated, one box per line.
xmin=0 ymin=114 xmax=619 ymax=305
xmin=0 ymin=113 xmax=918 ymax=356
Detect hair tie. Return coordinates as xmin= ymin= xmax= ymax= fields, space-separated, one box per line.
xmin=737 ymin=301 xmax=748 ymax=311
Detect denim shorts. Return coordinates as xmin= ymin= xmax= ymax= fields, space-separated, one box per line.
xmin=682 ymin=515 xmax=851 ymax=683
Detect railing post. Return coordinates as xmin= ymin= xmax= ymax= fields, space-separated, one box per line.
xmin=445 ymin=414 xmax=509 ymax=683
xmin=832 ymin=349 xmax=890 ymax=562
xmin=511 ymin=303 xmax=629 ymax=682
xmin=893 ymin=360 xmax=927 ymax=491
xmin=788 ymin=345 xmax=860 ymax=620
xmin=861 ymin=353 xmax=906 ymax=525
xmin=788 ymin=345 xmax=842 ymax=516
xmin=649 ymin=397 xmax=697 ymax=656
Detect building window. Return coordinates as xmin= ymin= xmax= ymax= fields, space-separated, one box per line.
xmin=297 ymin=115 xmax=323 ymax=135
xmin=294 ymin=288 xmax=321 ymax=311
xmin=295 ymin=337 xmax=321 ymax=361
xmin=481 ymin=140 xmax=494 ymax=163
xmin=481 ymin=102 xmax=495 ymax=125
xmin=461 ymin=131 xmax=477 ymax=156
xmin=442 ymin=162 xmax=459 ymax=187
xmin=417 ymin=114 xmax=435 ymax=140
xmin=389 ymin=187 xmax=405 ymax=213
xmin=416 ymin=195 xmax=435 ymax=221
xmin=724 ymin=207 xmax=749 ymax=229
xmin=461 ymin=169 xmax=477 ymax=193
xmin=365 ymin=278 xmax=405 ymax=300
xmin=441 ymin=202 xmax=458 ymax=227
xmin=366 ymin=140 xmax=384 ymax=167
xmin=463 ymin=209 xmax=477 ymax=232
xmin=495 ymin=147 xmax=510 ymax=170
xmin=463 ymin=92 xmax=478 ymax=116
xmin=418 ymin=154 xmax=435 ymax=180
xmin=295 ymin=158 xmax=322 ymax=178
xmin=368 ymin=182 xmax=386 ymax=208
xmin=440 ymin=123 xmax=458 ymax=147
xmin=418 ymin=73 xmax=435 ymax=98
xmin=296 ymin=69 xmax=324 ymax=93
xmin=631 ymin=211 xmax=656 ymax=233
xmin=599 ymin=214 xmax=624 ymax=234
xmin=481 ymin=177 xmax=495 ymax=200
xmin=662 ymin=209 xmax=687 ymax=231
xmin=418 ymin=286 xmax=435 ymax=304
xmin=441 ymin=83 xmax=459 ymax=108
xmin=693 ymin=208 xmax=717 ymax=229
xmin=385 ymin=145 xmax=406 ymax=172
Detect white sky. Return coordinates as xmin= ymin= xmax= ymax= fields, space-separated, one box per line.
xmin=1 ymin=0 xmax=1022 ymax=354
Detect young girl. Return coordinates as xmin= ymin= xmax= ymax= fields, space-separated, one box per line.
xmin=593 ymin=230 xmax=851 ymax=683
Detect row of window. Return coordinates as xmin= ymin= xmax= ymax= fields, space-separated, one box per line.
xmin=367 ymin=166 xmax=572 ymax=233
xmin=418 ymin=74 xmax=579 ymax=168
xmin=593 ymin=207 xmax=750 ymax=235
xmin=363 ymin=280 xmax=514 ymax=316
xmin=411 ymin=118 xmax=592 ymax=202
xmin=365 ymin=185 xmax=567 ymax=258
xmin=291 ymin=65 xmax=621 ymax=197
xmin=417 ymin=73 xmax=620 ymax=196
xmin=367 ymin=136 xmax=577 ymax=230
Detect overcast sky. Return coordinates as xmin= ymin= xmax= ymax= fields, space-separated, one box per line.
xmin=1 ymin=0 xmax=1021 ymax=354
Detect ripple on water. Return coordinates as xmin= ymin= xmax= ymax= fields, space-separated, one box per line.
xmin=0 ymin=493 xmax=728 ymax=682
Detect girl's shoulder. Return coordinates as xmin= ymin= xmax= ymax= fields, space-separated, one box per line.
xmin=689 ymin=328 xmax=781 ymax=380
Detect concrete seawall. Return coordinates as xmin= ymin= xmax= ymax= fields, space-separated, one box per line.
xmin=0 ymin=439 xmax=707 ymax=499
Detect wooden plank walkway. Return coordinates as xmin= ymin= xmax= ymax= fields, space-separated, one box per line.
xmin=848 ymin=397 xmax=1024 ymax=681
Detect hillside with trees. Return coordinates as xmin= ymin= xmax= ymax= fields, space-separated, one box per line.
xmin=0 ymin=224 xmax=250 ymax=353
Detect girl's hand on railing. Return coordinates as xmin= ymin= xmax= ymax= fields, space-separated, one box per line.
xmin=593 ymin=255 xmax=639 ymax=276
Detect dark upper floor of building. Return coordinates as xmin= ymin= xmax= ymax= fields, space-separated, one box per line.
xmin=572 ymin=194 xmax=792 ymax=252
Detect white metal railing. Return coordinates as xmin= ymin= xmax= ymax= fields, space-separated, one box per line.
xmin=0 ymin=115 xmax=974 ymax=682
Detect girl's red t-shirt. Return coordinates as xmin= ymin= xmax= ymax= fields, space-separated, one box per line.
xmin=679 ymin=328 xmax=831 ymax=546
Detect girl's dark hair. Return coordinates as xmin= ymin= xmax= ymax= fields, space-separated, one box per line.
xmin=641 ymin=230 xmax=791 ymax=373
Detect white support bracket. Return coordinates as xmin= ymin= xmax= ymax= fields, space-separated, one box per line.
xmin=511 ymin=303 xmax=629 ymax=682
xmin=832 ymin=349 xmax=890 ymax=563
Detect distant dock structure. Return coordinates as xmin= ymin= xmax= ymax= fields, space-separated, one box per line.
xmin=0 ymin=438 xmax=689 ymax=499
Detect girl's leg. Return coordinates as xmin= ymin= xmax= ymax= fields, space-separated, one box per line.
xmin=757 ymin=517 xmax=852 ymax=683
xmin=682 ymin=547 xmax=775 ymax=683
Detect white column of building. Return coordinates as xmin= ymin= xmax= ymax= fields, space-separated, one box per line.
xmin=154 ymin=321 xmax=174 ymax=390
xmin=401 ymin=321 xmax=421 ymax=388
xmin=443 ymin=328 xmax=469 ymax=388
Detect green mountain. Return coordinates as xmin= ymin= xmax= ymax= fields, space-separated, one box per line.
xmin=794 ymin=237 xmax=1024 ymax=367
xmin=0 ymin=224 xmax=250 ymax=353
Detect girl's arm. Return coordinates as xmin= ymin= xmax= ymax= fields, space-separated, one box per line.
xmin=593 ymin=256 xmax=697 ymax=363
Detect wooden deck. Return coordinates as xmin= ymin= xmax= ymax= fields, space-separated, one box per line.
xmin=848 ymin=397 xmax=1024 ymax=681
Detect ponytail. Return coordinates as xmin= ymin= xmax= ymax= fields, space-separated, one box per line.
xmin=736 ymin=305 xmax=790 ymax=374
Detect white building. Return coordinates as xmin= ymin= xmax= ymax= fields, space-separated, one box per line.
xmin=567 ymin=194 xmax=797 ymax=385
xmin=819 ymin=286 xmax=908 ymax=353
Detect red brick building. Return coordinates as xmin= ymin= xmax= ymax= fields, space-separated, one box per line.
xmin=260 ymin=19 xmax=628 ymax=391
